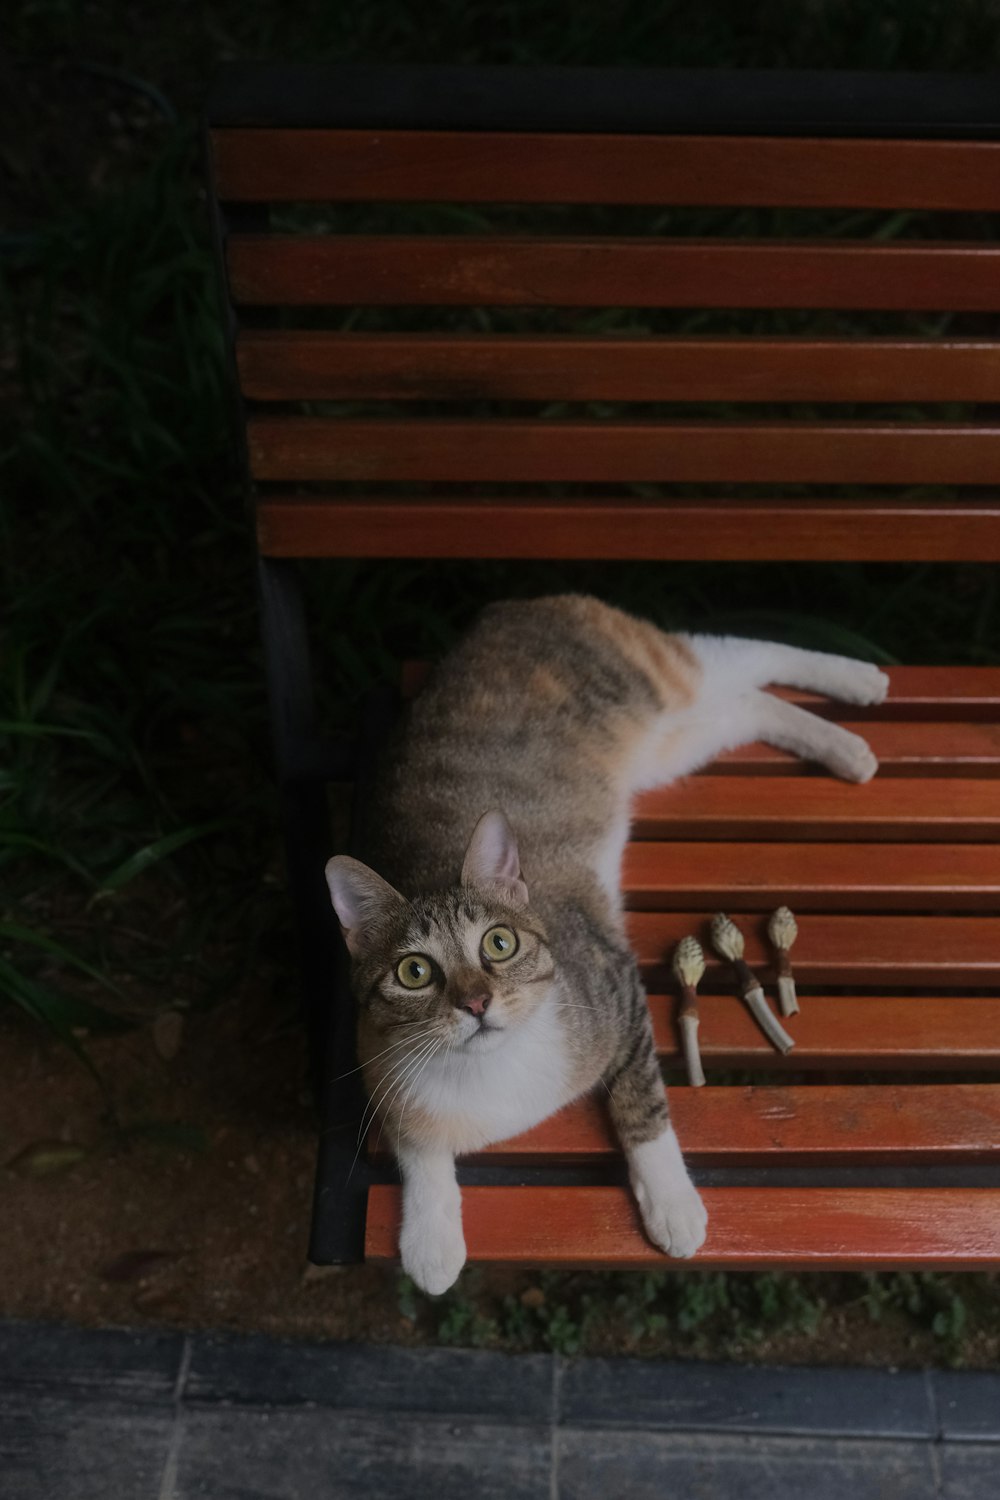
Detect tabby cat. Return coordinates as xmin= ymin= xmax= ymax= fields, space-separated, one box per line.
xmin=326 ymin=595 xmax=888 ymax=1294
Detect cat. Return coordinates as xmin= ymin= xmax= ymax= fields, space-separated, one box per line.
xmin=325 ymin=594 xmax=888 ymax=1294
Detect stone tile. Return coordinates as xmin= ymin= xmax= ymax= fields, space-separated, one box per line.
xmin=172 ymin=1406 xmax=551 ymax=1500
xmin=933 ymin=1371 xmax=1000 ymax=1441
xmin=186 ymin=1334 xmax=553 ymax=1422
xmin=939 ymin=1442 xmax=1000 ymax=1498
xmin=559 ymin=1357 xmax=933 ymax=1438
xmin=0 ymin=1392 xmax=175 ymax=1500
xmin=558 ymin=1429 xmax=937 ymax=1500
xmin=0 ymin=1319 xmax=183 ymax=1405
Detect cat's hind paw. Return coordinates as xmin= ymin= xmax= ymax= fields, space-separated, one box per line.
xmin=828 ymin=729 xmax=879 ymax=784
xmin=834 ymin=660 xmax=890 ymax=707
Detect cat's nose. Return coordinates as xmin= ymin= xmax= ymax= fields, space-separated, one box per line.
xmin=458 ymin=991 xmax=490 ymax=1018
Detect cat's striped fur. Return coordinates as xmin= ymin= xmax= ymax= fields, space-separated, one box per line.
xmin=326 ymin=595 xmax=888 ymax=1293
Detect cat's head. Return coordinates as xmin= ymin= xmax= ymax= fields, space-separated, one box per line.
xmin=324 ymin=810 xmax=553 ymax=1053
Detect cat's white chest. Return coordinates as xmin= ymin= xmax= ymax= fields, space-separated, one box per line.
xmin=408 ymin=997 xmax=576 ymax=1156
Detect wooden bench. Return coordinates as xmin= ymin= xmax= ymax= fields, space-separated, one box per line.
xmin=205 ymin=63 xmax=1000 ymax=1272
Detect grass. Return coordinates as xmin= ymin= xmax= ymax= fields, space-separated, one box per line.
xmin=3 ymin=0 xmax=1000 ymax=1361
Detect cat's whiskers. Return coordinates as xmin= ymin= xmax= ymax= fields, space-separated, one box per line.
xmin=332 ymin=1024 xmax=431 ymax=1082
xmin=354 ymin=1030 xmax=440 ymax=1152
xmin=395 ymin=1034 xmax=449 ymax=1160
xmin=369 ymin=1032 xmax=446 ymax=1159
xmin=344 ymin=1033 xmax=444 ymax=1185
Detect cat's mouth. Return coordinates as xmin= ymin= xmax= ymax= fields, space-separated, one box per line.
xmin=465 ymin=1021 xmax=504 ymax=1045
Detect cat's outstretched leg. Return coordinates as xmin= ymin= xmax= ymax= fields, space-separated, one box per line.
xmin=603 ymin=987 xmax=707 ymax=1259
xmin=684 ymin=634 xmax=889 ymax=707
xmin=637 ymin=687 xmax=879 ymax=789
xmin=397 ymin=1144 xmax=466 ymax=1295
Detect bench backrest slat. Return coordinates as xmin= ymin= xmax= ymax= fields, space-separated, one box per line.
xmin=211 ymin=129 xmax=1000 ymax=210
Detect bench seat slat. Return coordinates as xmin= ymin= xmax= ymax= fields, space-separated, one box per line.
xmin=631 ymin=777 xmax=1000 ymax=840
xmin=645 ymin=993 xmax=1000 ymax=1068
xmin=628 ymin=911 xmax=1000 ymax=987
xmin=227 ymin=236 xmax=1000 ymax=310
xmin=464 ymin=1084 xmax=1000 ymax=1165
xmin=236 ymin=331 xmax=1000 ymax=404
xmin=211 ymin=129 xmax=1000 ymax=209
xmin=256 ymin=495 xmax=1000 ymax=565
xmin=623 ymin=840 xmax=1000 ymax=910
xmin=248 ymin=417 xmax=1000 ymax=486
xmin=365 ymin=1184 xmax=1000 ymax=1268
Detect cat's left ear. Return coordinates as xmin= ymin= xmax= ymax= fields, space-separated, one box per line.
xmin=461 ymin=810 xmax=529 ymax=908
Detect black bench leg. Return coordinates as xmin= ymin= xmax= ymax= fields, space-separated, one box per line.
xmin=257 ymin=558 xmax=371 ymax=1261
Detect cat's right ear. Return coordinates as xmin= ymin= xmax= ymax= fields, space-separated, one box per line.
xmin=461 ymin=810 xmax=529 ymax=908
xmin=324 ymin=856 xmax=409 ymax=959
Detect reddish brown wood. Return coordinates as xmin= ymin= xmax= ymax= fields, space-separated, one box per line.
xmin=367 ymin=1081 xmax=1000 ymax=1161
xmin=256 ymin=495 xmax=1000 ymax=565
xmin=630 ymin=776 xmax=1000 ymax=841
xmin=248 ymin=418 xmax=1000 ymax=485
xmin=463 ymin=1085 xmax=1000 ymax=1165
xmin=365 ymin=1184 xmax=1000 ymax=1268
xmin=622 ymin=840 xmax=1000 ymax=911
xmin=628 ymin=911 xmax=1000 ymax=987
xmin=211 ymin=129 xmax=1000 ymax=209
xmin=712 ymin=722 xmax=1000 ymax=777
xmin=235 ymin=331 xmax=1000 ymax=403
xmin=227 ymin=236 xmax=1000 ymax=310
xmin=645 ymin=993 xmax=1000 ymax=1070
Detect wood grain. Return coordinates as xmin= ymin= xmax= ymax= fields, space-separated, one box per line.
xmin=256 ymin=495 xmax=1000 ymax=564
xmin=211 ymin=129 xmax=1000 ymax=209
xmin=627 ymin=911 xmax=1000 ymax=987
xmin=644 ymin=994 xmax=1000 ymax=1070
xmin=235 ymin=331 xmax=1000 ymax=403
xmin=365 ymin=1185 xmax=1000 ymax=1268
xmin=460 ymin=1085 xmax=1000 ymax=1165
xmin=629 ymin=776 xmax=1000 ymax=841
xmin=248 ymin=418 xmax=1000 ymax=485
xmin=621 ymin=840 xmax=1000 ymax=912
xmin=227 ymin=236 xmax=1000 ymax=310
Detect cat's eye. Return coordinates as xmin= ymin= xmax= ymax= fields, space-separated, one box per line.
xmin=396 ymin=954 xmax=433 ymax=989
xmin=481 ymin=925 xmax=518 ymax=962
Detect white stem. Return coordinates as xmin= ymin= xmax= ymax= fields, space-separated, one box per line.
xmin=744 ymin=984 xmax=795 ymax=1055
xmin=678 ymin=1014 xmax=706 ymax=1087
xmin=777 ymin=974 xmax=799 ymax=1018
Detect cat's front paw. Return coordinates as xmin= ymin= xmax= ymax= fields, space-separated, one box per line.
xmin=636 ymin=1178 xmax=708 ymax=1260
xmin=628 ymin=1129 xmax=708 ymax=1259
xmin=400 ymin=1214 xmax=467 ymax=1296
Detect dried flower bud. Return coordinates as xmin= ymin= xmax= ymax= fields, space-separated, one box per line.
xmin=767 ymin=905 xmax=800 ymax=1017
xmin=768 ymin=906 xmax=798 ymax=953
xmin=710 ymin=912 xmax=744 ymax=964
xmin=672 ymin=935 xmax=706 ymax=988
xmin=672 ymin=936 xmax=706 ymax=1088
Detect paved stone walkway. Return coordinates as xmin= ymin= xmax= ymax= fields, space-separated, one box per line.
xmin=2 ymin=1320 xmax=998 ymax=1497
